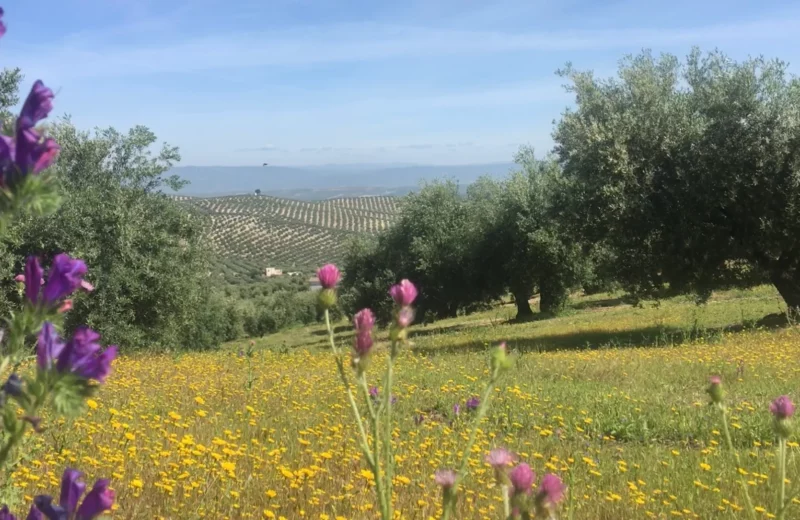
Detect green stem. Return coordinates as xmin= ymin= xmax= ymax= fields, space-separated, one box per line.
xmin=359 ymin=374 xmax=389 ymax=520
xmin=719 ymin=405 xmax=757 ymax=520
xmin=502 ymin=484 xmax=511 ymax=519
xmin=443 ymin=375 xmax=498 ymax=520
xmin=779 ymin=438 xmax=787 ymax=519
xmin=383 ymin=341 xmax=396 ymax=520
xmin=325 ymin=310 xmax=388 ymax=519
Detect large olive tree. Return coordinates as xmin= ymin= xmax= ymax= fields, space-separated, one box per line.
xmin=555 ymin=49 xmax=800 ymax=309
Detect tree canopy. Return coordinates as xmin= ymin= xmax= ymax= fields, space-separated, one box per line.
xmin=555 ymin=49 xmax=800 ymax=309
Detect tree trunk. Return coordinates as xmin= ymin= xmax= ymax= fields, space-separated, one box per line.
xmin=771 ymin=269 xmax=800 ymax=315
xmin=540 ymin=279 xmax=568 ymax=315
xmin=512 ymin=290 xmax=534 ymax=320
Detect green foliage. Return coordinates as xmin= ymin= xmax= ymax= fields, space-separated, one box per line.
xmin=554 ymin=49 xmax=800 ymax=309
xmin=12 ymin=120 xmax=219 ymax=350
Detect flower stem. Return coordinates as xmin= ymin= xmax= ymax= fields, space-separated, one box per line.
xmin=719 ymin=405 xmax=757 ymax=520
xmin=442 ymin=377 xmax=498 ymax=520
xmin=502 ymin=484 xmax=511 ymax=519
xmin=324 ymin=310 xmax=388 ymax=518
xmin=779 ymin=438 xmax=787 ymax=519
xmin=383 ymin=340 xmax=397 ymax=519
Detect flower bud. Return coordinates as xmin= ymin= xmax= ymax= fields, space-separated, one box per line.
xmin=706 ymin=375 xmax=724 ymax=405
xmin=770 ymin=395 xmax=795 ymax=439
xmin=317 ymin=288 xmax=337 ymax=310
xmin=317 ymin=264 xmax=340 ymax=289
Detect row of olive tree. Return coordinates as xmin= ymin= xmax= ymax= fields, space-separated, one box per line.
xmin=339 ymin=147 xmax=598 ymax=323
xmin=343 ymin=48 xmax=800 ymax=323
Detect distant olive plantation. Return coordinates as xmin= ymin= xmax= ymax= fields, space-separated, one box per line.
xmin=177 ymin=194 xmax=401 ymax=274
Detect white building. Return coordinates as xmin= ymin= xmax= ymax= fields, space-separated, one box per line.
xmin=264 ymin=267 xmax=283 ymax=277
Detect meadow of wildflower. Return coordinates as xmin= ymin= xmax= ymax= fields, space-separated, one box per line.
xmin=5 ymin=284 xmax=799 ymax=519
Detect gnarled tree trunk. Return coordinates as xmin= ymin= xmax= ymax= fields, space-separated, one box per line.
xmin=539 ymin=278 xmax=568 ymax=315
xmin=512 ymin=289 xmax=533 ymax=320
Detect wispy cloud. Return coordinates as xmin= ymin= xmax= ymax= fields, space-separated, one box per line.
xmin=10 ymin=16 xmax=800 ymax=80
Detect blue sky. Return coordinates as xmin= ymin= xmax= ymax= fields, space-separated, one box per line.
xmin=3 ymin=0 xmax=800 ymax=166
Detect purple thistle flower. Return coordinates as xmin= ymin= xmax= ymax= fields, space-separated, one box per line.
xmin=0 ymin=7 xmax=6 ymax=39
xmin=434 ymin=469 xmax=457 ymax=490
xmin=537 ymin=473 xmax=566 ymax=506
xmin=0 ymin=505 xmax=17 ymax=520
xmin=770 ymin=395 xmax=796 ymax=420
xmin=354 ymin=330 xmax=373 ymax=356
xmin=466 ymin=396 xmax=480 ymax=411
xmin=509 ymin=463 xmax=535 ymax=494
xmin=316 ymin=264 xmax=340 ymax=289
xmin=485 ymin=448 xmax=517 ymax=469
xmin=38 ymin=323 xmax=117 ymax=383
xmin=353 ymin=308 xmax=375 ymax=332
xmin=369 ymin=386 xmax=379 ymax=401
xmin=389 ymin=279 xmax=418 ymax=307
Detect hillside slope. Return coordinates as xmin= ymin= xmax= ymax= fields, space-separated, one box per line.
xmin=178 ymin=194 xmax=400 ymax=277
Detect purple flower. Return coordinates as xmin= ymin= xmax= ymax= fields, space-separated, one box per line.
xmin=18 ymin=81 xmax=55 ymax=131
xmin=453 ymin=403 xmax=461 ymax=416
xmin=0 ymin=7 xmax=6 ymax=39
xmin=33 ymin=470 xmax=114 ymax=520
xmin=389 ymin=279 xmax=418 ymax=307
xmin=37 ymin=322 xmax=65 ymax=371
xmin=0 ymin=505 xmax=16 ymax=520
xmin=24 ymin=257 xmax=43 ymax=305
xmin=509 ymin=463 xmax=535 ymax=494
xmin=369 ymin=386 xmax=379 ymax=401
xmin=485 ymin=448 xmax=517 ymax=469
xmin=770 ymin=395 xmax=796 ymax=420
xmin=466 ymin=397 xmax=480 ymax=411
xmin=75 ymin=479 xmax=114 ymax=520
xmin=354 ymin=330 xmax=373 ymax=356
xmin=60 ymin=469 xmax=86 ymax=516
xmin=353 ymin=308 xmax=375 ymax=332
xmin=316 ymin=264 xmax=340 ymax=289
xmin=25 ymin=506 xmax=42 ymax=520
xmin=38 ymin=323 xmax=117 ymax=383
xmin=434 ymin=469 xmax=457 ymax=490
xmin=536 ymin=473 xmax=566 ymax=507
xmin=43 ymin=254 xmax=88 ymax=304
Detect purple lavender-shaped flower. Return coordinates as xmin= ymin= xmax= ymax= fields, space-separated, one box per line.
xmin=466 ymin=396 xmax=480 ymax=411
xmin=37 ymin=322 xmax=117 ymax=383
xmin=0 ymin=505 xmax=14 ymax=520
xmin=0 ymin=80 xmax=60 ymax=184
xmin=32 ymin=468 xmax=114 ymax=520
xmin=389 ymin=279 xmax=418 ymax=307
xmin=317 ymin=264 xmax=340 ymax=289
xmin=21 ymin=255 xmax=90 ymax=307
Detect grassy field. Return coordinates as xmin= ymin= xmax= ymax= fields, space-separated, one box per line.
xmin=9 ymin=285 xmax=800 ymax=519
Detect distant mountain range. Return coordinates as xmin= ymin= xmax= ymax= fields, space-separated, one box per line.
xmin=168 ymin=162 xmax=517 ymax=199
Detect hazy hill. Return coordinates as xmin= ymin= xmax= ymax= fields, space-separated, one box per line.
xmin=169 ymin=162 xmax=516 ymax=198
